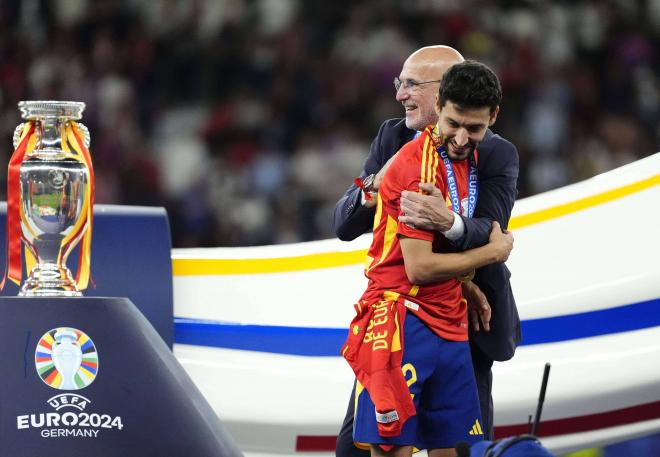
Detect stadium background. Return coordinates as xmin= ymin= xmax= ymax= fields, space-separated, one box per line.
xmin=0 ymin=0 xmax=658 ymax=455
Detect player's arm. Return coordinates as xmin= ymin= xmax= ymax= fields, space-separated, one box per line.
xmin=399 ymin=222 xmax=513 ymax=284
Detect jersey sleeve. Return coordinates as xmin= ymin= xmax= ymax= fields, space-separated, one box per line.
xmin=379 ymin=140 xmax=435 ymax=243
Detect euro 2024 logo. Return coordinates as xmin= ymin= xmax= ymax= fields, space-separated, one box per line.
xmin=35 ymin=327 xmax=98 ymax=389
xmin=16 ymin=327 xmax=123 ymax=438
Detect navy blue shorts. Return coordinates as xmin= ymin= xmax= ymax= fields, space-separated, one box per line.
xmin=353 ymin=312 xmax=484 ymax=449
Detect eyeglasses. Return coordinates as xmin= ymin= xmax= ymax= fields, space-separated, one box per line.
xmin=394 ymin=77 xmax=442 ymax=92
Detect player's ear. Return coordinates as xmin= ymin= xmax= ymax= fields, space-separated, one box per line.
xmin=435 ymin=96 xmax=443 ymax=116
xmin=488 ymin=106 xmax=500 ymax=126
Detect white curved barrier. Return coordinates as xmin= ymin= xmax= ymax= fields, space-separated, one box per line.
xmin=172 ymin=153 xmax=660 ymax=455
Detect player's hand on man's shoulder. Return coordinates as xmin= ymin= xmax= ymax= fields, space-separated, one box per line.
xmin=488 ymin=221 xmax=514 ymax=262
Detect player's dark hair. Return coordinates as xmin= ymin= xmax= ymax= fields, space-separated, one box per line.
xmin=439 ymin=60 xmax=502 ymax=113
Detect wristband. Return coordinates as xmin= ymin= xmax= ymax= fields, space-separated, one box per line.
xmin=442 ymin=212 xmax=465 ymax=240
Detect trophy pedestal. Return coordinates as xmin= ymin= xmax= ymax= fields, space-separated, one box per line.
xmin=0 ymin=297 xmax=241 ymax=457
xmin=20 ymin=263 xmax=81 ymax=297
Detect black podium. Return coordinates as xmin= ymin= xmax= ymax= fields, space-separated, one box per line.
xmin=0 ymin=297 xmax=242 ymax=457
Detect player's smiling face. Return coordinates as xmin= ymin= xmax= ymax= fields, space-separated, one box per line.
xmin=436 ymin=101 xmax=498 ymax=160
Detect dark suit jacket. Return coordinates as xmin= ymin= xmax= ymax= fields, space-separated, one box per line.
xmin=332 ymin=118 xmax=521 ymax=362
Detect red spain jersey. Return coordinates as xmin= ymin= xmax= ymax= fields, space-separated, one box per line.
xmin=362 ymin=126 xmax=477 ymax=341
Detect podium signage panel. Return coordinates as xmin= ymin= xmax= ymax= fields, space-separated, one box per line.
xmin=0 ymin=297 xmax=242 ymax=457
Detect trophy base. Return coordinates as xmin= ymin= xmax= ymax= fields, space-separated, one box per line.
xmin=19 ymin=264 xmax=82 ymax=297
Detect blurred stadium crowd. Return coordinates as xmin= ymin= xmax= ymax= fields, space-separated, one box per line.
xmin=0 ymin=0 xmax=658 ymax=247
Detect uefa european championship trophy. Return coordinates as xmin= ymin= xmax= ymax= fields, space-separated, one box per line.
xmin=5 ymin=101 xmax=94 ymax=296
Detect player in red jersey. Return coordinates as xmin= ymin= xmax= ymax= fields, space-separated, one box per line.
xmin=342 ymin=61 xmax=513 ymax=457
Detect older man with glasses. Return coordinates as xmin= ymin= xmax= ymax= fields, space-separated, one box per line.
xmin=333 ymin=46 xmax=521 ymax=456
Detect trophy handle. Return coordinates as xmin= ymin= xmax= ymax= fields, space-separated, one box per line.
xmin=76 ymin=122 xmax=91 ymax=148
xmin=12 ymin=123 xmax=26 ymax=149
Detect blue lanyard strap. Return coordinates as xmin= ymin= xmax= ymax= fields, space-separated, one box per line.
xmin=437 ymin=147 xmax=478 ymax=218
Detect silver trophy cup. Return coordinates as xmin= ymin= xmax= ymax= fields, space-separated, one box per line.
xmin=16 ymin=101 xmax=91 ymax=296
